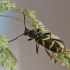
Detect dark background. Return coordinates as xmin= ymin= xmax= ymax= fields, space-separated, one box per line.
xmin=0 ymin=0 xmax=70 ymax=70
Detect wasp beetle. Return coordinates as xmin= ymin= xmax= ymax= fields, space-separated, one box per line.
xmin=9 ymin=14 xmax=67 ymax=62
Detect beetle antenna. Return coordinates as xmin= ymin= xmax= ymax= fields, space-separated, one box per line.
xmin=8 ymin=33 xmax=24 ymax=43
xmin=8 ymin=14 xmax=27 ymax=43
xmin=23 ymin=14 xmax=26 ymax=30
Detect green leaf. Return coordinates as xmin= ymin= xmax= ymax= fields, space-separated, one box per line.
xmin=0 ymin=35 xmax=17 ymax=70
xmin=0 ymin=0 xmax=15 ymax=12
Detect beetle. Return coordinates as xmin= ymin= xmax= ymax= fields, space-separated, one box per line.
xmin=9 ymin=14 xmax=67 ymax=62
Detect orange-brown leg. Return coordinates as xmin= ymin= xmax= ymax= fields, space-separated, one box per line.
xmin=45 ymin=48 xmax=52 ymax=58
xmin=34 ymin=24 xmax=40 ymax=32
xmin=44 ymin=32 xmax=51 ymax=37
xmin=45 ymin=48 xmax=57 ymax=63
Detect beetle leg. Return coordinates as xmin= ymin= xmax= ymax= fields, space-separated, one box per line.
xmin=45 ymin=48 xmax=57 ymax=63
xmin=28 ymin=38 xmax=33 ymax=41
xmin=45 ymin=48 xmax=52 ymax=58
xmin=36 ymin=43 xmax=38 ymax=54
xmin=34 ymin=25 xmax=40 ymax=32
xmin=34 ymin=24 xmax=37 ymax=30
xmin=36 ymin=43 xmax=40 ymax=54
xmin=44 ymin=32 xmax=51 ymax=37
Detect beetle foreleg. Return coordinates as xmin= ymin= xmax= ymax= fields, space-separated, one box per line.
xmin=28 ymin=38 xmax=33 ymax=41
xmin=36 ymin=43 xmax=40 ymax=54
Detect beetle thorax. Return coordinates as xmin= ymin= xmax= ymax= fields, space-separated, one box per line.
xmin=29 ymin=30 xmax=37 ymax=39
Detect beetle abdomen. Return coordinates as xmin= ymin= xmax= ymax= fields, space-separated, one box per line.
xmin=45 ymin=39 xmax=62 ymax=53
